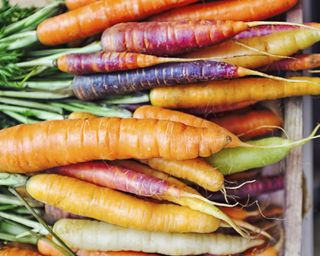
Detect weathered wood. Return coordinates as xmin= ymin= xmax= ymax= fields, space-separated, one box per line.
xmin=284 ymin=1 xmax=304 ymax=255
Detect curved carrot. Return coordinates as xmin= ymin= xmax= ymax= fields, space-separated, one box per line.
xmin=133 ymin=105 xmax=242 ymax=147
xmin=65 ymin=0 xmax=98 ymax=10
xmin=184 ymin=101 xmax=257 ymax=116
xmin=185 ymin=28 xmax=320 ymax=69
xmin=0 ymin=247 xmax=43 ymax=256
xmin=150 ymin=0 xmax=298 ymax=22
xmin=261 ymin=54 xmax=320 ymax=72
xmin=101 ymin=20 xmax=249 ymax=56
xmin=37 ymin=0 xmax=198 ymax=45
xmin=0 ymin=118 xmax=231 ymax=173
xmin=150 ymin=77 xmax=320 ymax=109
xmin=210 ymin=109 xmax=284 ymax=140
xmin=27 ymin=174 xmax=221 ymax=233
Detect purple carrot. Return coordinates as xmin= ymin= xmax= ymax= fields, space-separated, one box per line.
xmin=203 ymin=175 xmax=284 ymax=202
xmin=44 ymin=204 xmax=83 ymax=225
xmin=72 ymin=60 xmax=265 ymax=100
xmin=101 ymin=20 xmax=250 ymax=56
xmin=260 ymin=53 xmax=320 ymax=72
xmin=234 ymin=24 xmax=296 ymax=40
xmin=117 ymin=103 xmax=147 ymax=112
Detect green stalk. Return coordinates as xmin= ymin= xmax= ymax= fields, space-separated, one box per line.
xmin=17 ymin=41 xmax=102 ymax=67
xmin=6 ymin=80 xmax=72 ymax=91
xmin=0 ymin=97 xmax=63 ymax=113
xmin=0 ymin=232 xmax=37 ymax=244
xmin=101 ymin=92 xmax=150 ymax=104
xmin=2 ymin=111 xmax=38 ymax=124
xmin=0 ymin=205 xmax=17 ymax=210
xmin=0 ymin=173 xmax=26 ymax=187
xmin=0 ymin=211 xmax=48 ymax=235
xmin=0 ymin=104 xmax=64 ymax=120
xmin=0 ymin=194 xmax=42 ymax=208
xmin=0 ymin=90 xmax=72 ymax=99
xmin=13 ymin=207 xmax=42 ymax=216
xmin=51 ymin=102 xmax=132 ymax=118
xmin=0 ymin=1 xmax=63 ymax=38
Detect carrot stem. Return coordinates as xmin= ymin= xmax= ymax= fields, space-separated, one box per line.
xmin=0 ymin=173 xmax=27 ymax=187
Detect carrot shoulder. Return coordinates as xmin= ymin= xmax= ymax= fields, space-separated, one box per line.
xmin=27 ymin=174 xmax=220 ymax=233
xmin=0 ymin=118 xmax=230 ymax=173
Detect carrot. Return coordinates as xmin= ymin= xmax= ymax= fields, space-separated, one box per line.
xmin=72 ymin=60 xmax=294 ymax=100
xmin=185 ymin=28 xmax=320 ymax=69
xmin=27 ymin=174 xmax=221 ymax=233
xmin=150 ymin=0 xmax=298 ymax=22
xmin=0 ymin=247 xmax=43 ymax=256
xmin=220 ymin=207 xmax=260 ymax=221
xmin=261 ymin=54 xmax=320 ymax=72
xmin=37 ymin=0 xmax=198 ymax=45
xmin=101 ymin=20 xmax=251 ymax=56
xmin=55 ymin=160 xmax=249 ymax=236
xmin=206 ymin=132 xmax=318 ymax=175
xmin=57 ymin=52 xmax=202 ymax=75
xmin=0 ymin=118 xmax=231 ymax=173
xmin=150 ymin=77 xmax=320 ymax=109
xmin=210 ymin=109 xmax=284 ymax=140
xmin=53 ymin=219 xmax=263 ymax=255
xmin=68 ymin=112 xmax=97 ymax=119
xmin=183 ymin=101 xmax=257 ymax=116
xmin=133 ymin=105 xmax=243 ymax=147
xmin=141 ymin=158 xmax=224 ymax=192
xmin=44 ymin=204 xmax=83 ymax=225
xmin=65 ymin=0 xmax=98 ymax=10
xmin=209 ymin=175 xmax=285 ymax=201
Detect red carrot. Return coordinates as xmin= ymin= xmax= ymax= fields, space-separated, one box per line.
xmin=210 ymin=109 xmax=284 ymax=140
xmin=101 ymin=20 xmax=249 ymax=56
xmin=261 ymin=54 xmax=320 ymax=72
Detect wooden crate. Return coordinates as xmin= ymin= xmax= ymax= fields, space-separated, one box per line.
xmin=284 ymin=1 xmax=304 ymax=255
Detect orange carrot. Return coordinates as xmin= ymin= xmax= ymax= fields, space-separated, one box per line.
xmin=133 ymin=105 xmax=242 ymax=147
xmin=210 ymin=109 xmax=284 ymax=140
xmin=220 ymin=207 xmax=260 ymax=221
xmin=65 ymin=0 xmax=98 ymax=10
xmin=37 ymin=0 xmax=198 ymax=45
xmin=261 ymin=54 xmax=320 ymax=72
xmin=142 ymin=158 xmax=224 ymax=192
xmin=0 ymin=247 xmax=43 ymax=256
xmin=150 ymin=0 xmax=298 ymax=22
xmin=150 ymin=76 xmax=320 ymax=109
xmin=27 ymin=174 xmax=221 ymax=233
xmin=0 ymin=118 xmax=231 ymax=173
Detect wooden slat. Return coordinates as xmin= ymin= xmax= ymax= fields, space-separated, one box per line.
xmin=284 ymin=2 xmax=304 ymax=255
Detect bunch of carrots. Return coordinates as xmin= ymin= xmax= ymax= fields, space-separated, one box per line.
xmin=0 ymin=0 xmax=319 ymax=255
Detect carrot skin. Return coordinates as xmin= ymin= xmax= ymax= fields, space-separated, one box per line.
xmin=77 ymin=251 xmax=159 ymax=256
xmin=150 ymin=0 xmax=298 ymax=22
xmin=101 ymin=20 xmax=248 ymax=56
xmin=0 ymin=247 xmax=43 ymax=256
xmin=65 ymin=0 xmax=98 ymax=10
xmin=150 ymin=77 xmax=320 ymax=109
xmin=44 ymin=204 xmax=83 ymax=225
xmin=0 ymin=118 xmax=230 ymax=173
xmin=234 ymin=24 xmax=296 ymax=40
xmin=183 ymin=101 xmax=257 ymax=116
xmin=210 ymin=109 xmax=284 ymax=140
xmin=261 ymin=54 xmax=320 ymax=72
xmin=72 ymin=60 xmax=240 ymax=100
xmin=206 ymin=175 xmax=285 ymax=202
xmin=37 ymin=0 xmax=198 ymax=45
xmin=27 ymin=174 xmax=221 ymax=233
xmin=58 ymin=52 xmax=178 ymax=75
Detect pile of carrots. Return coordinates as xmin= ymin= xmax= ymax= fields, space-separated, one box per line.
xmin=0 ymin=0 xmax=319 ymax=255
